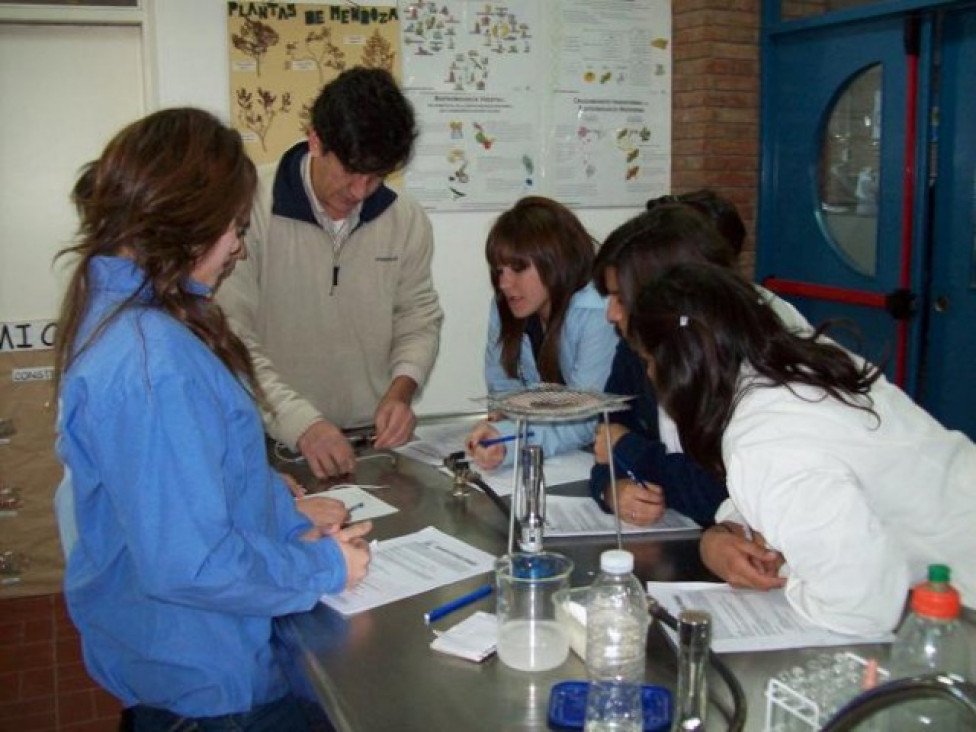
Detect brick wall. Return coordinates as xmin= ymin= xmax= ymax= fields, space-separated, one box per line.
xmin=672 ymin=0 xmax=761 ymax=275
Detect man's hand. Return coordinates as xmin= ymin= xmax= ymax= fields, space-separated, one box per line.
xmin=295 ymin=495 xmax=349 ymax=536
xmin=465 ymin=421 xmax=505 ymax=470
xmin=334 ymin=521 xmax=373 ymax=589
xmin=603 ymin=478 xmax=665 ymax=526
xmin=373 ymin=376 xmax=417 ymax=449
xmin=297 ymin=420 xmax=356 ymax=478
xmin=700 ymin=523 xmax=786 ymax=590
xmin=594 ymin=423 xmax=630 ymax=464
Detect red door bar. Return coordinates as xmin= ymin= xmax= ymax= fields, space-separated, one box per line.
xmin=762 ymin=278 xmax=887 ymax=310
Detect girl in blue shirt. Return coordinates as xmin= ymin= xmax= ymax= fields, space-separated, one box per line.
xmin=465 ymin=197 xmax=618 ymax=470
xmin=53 ymin=108 xmax=371 ymax=731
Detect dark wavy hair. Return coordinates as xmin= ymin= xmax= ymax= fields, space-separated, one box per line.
xmin=311 ymin=67 xmax=417 ymax=174
xmin=54 ymin=107 xmax=258 ymax=396
xmin=628 ymin=262 xmax=882 ymax=477
xmin=647 ymin=189 xmax=747 ymax=256
xmin=486 ymin=196 xmax=597 ymax=383
xmin=593 ymin=204 xmax=735 ymax=330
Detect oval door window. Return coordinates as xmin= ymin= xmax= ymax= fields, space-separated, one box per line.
xmin=818 ymin=64 xmax=882 ymax=276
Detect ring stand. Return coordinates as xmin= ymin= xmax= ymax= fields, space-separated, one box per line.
xmin=486 ymin=384 xmax=633 ymax=554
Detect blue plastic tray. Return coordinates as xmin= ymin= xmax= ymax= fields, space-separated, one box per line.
xmin=547 ymin=680 xmax=672 ymax=731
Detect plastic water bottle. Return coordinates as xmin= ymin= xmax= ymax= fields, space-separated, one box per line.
xmin=889 ymin=564 xmax=971 ymax=730
xmin=584 ymin=549 xmax=649 ymax=732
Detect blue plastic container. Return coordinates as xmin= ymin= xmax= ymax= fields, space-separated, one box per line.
xmin=547 ymin=680 xmax=672 ymax=731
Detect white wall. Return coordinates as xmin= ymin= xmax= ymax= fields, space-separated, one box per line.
xmin=0 ymin=23 xmax=145 ymax=324
xmin=149 ymin=0 xmax=643 ymax=415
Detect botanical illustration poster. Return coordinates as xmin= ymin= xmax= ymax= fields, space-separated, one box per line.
xmin=227 ymin=1 xmax=671 ymax=209
xmin=227 ymin=3 xmax=401 ymax=166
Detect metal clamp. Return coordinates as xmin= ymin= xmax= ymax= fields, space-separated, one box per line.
xmin=444 ymin=451 xmax=478 ymax=497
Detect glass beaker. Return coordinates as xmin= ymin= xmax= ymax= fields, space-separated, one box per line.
xmin=495 ymin=551 xmax=573 ymax=672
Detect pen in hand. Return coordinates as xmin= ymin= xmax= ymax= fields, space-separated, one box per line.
xmin=612 ymin=453 xmax=662 ymax=504
xmin=477 ymin=431 xmax=535 ymax=448
xmin=424 ymin=583 xmax=494 ymax=625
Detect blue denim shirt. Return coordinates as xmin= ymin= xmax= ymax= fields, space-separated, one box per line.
xmin=483 ymin=282 xmax=619 ymax=466
xmin=55 ymin=256 xmax=346 ymax=716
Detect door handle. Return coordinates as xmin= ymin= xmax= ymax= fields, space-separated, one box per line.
xmin=933 ymin=295 xmax=950 ymax=313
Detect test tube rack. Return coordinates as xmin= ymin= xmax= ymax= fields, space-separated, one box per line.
xmin=763 ymin=651 xmax=889 ymax=731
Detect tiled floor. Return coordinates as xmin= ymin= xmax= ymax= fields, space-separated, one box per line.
xmin=0 ymin=594 xmax=122 ymax=732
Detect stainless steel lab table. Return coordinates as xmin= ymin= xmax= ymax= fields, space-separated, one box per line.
xmin=273 ymin=429 xmax=976 ymax=731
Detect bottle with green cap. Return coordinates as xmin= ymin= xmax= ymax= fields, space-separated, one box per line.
xmin=888 ymin=564 xmax=971 ymax=730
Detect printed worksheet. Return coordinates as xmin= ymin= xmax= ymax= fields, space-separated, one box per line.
xmin=544 ymin=496 xmax=699 ymax=537
xmin=320 ymin=526 xmax=496 ymax=616
xmin=647 ymin=582 xmax=896 ymax=653
xmin=396 ymin=418 xmax=476 ymax=466
xmin=477 ymin=449 xmax=594 ymax=497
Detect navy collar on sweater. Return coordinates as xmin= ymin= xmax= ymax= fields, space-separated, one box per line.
xmin=270 ymin=140 xmax=398 ymax=230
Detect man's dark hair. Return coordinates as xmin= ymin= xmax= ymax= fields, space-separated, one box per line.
xmin=311 ymin=67 xmax=417 ymax=174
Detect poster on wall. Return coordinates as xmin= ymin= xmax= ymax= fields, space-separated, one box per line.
xmin=399 ymin=0 xmax=546 ymax=210
xmin=546 ymin=0 xmax=671 ymax=208
xmin=227 ymin=2 xmax=401 ymax=166
xmin=226 ymin=1 xmax=671 ymax=209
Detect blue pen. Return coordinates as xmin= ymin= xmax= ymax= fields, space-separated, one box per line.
xmin=424 ymin=583 xmax=494 ymax=625
xmin=477 ymin=431 xmax=535 ymax=448
xmin=612 ymin=453 xmax=651 ymax=492
xmin=611 ymin=454 xmax=662 ymax=508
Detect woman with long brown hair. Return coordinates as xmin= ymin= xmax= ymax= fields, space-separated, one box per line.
xmin=588 ymin=200 xmax=811 ymax=527
xmin=628 ymin=262 xmax=976 ymax=635
xmin=465 ymin=196 xmax=618 ymax=470
xmin=53 ymin=108 xmax=371 ymax=730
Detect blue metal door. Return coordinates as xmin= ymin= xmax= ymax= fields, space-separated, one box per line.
xmin=758 ymin=4 xmax=975 ymax=439
xmin=919 ymin=6 xmax=976 ymax=437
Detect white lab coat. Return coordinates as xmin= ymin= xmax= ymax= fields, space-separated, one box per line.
xmin=715 ymin=371 xmax=976 ymax=636
xmin=658 ymin=285 xmax=816 ymax=455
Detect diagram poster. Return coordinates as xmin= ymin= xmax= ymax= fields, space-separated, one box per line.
xmin=546 ymin=0 xmax=672 ymax=208
xmin=226 ymin=1 xmax=671 ymax=208
xmin=399 ymin=1 xmax=545 ymax=210
xmin=227 ymin=3 xmax=401 ymax=166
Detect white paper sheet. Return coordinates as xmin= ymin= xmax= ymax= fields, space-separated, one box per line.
xmin=299 ymin=486 xmax=398 ymax=522
xmin=646 ymin=582 xmax=895 ymax=653
xmin=395 ymin=420 xmax=595 ymax=498
xmin=477 ymin=449 xmax=595 ymax=497
xmin=544 ymin=495 xmax=699 ymax=536
xmin=319 ymin=527 xmax=497 ymax=616
xmin=395 ymin=420 xmax=474 ymax=466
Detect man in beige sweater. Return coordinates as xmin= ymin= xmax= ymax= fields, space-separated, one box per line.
xmin=218 ymin=68 xmax=443 ymax=478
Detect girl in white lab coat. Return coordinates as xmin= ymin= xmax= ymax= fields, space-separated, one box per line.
xmin=627 ymin=262 xmax=976 ymax=636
